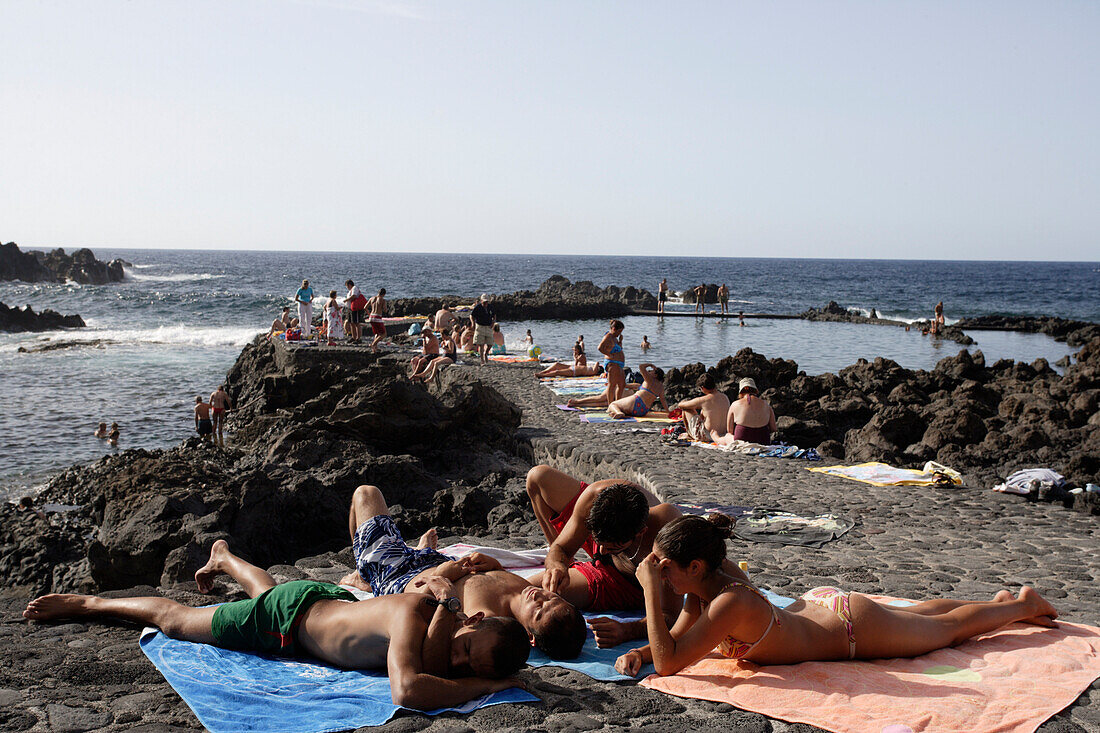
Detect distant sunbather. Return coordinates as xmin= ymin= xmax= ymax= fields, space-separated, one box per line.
xmin=615 ymin=514 xmax=1058 ymax=677
xmin=607 ymin=363 xmax=668 ymax=419
xmin=536 ymin=359 xmax=603 ymax=379
xmin=24 ymin=542 xmax=529 ymax=709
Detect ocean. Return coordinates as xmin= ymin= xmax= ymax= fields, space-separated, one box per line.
xmin=2 ymin=250 xmax=1097 ymax=499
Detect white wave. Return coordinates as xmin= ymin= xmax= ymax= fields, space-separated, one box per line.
xmin=125 ymin=270 xmax=221 ymax=283
xmin=1 ymin=326 xmax=261 ymax=351
xmin=130 ymin=263 xmax=158 ymax=269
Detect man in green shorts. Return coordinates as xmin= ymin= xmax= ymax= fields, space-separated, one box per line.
xmin=24 ymin=540 xmax=529 ymax=710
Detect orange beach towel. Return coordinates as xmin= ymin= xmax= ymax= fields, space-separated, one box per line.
xmin=641 ymin=608 xmax=1100 ymax=733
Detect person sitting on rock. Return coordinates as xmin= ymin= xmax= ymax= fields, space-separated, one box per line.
xmin=24 ymin=540 xmax=529 ymax=709
xmin=675 ymin=373 xmax=731 ymax=443
xmin=607 ymin=363 xmax=668 ymax=419
xmin=411 ymin=329 xmax=459 ymax=383
xmin=338 ymin=484 xmax=587 ymax=660
xmin=409 ymin=328 xmax=441 ymax=379
xmin=269 ymin=307 xmax=291 ymax=337
xmin=524 ymin=465 xmax=683 ymax=648
xmin=490 ymin=324 xmax=507 ymax=355
xmin=714 ymin=377 xmax=775 ymax=446
xmin=434 ymin=304 xmax=456 ymax=333
xmin=614 ymin=514 xmax=1058 ymax=678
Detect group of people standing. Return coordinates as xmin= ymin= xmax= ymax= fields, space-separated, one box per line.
xmin=408 ymin=295 xmax=501 ymax=381
xmin=193 ymin=385 xmax=233 ymax=446
xmin=273 ymin=280 xmax=388 ymax=352
xmin=657 ymin=279 xmax=737 ymax=319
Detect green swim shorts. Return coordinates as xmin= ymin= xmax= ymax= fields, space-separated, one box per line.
xmin=210 ymin=580 xmax=357 ymax=655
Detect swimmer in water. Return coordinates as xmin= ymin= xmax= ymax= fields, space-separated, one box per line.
xmin=94 ymin=422 xmax=108 ymax=439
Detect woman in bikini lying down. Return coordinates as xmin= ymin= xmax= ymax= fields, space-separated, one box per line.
xmin=615 ymin=514 xmax=1058 ymax=677
xmin=536 ymin=348 xmax=604 ymax=379
xmin=607 ymin=363 xmax=668 ymax=419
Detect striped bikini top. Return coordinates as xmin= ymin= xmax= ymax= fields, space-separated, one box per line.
xmin=714 ymin=578 xmax=781 ymax=660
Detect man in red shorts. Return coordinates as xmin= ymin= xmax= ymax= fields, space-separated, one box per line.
xmin=524 ymin=464 xmax=682 ymax=648
xmin=367 ymin=287 xmax=387 ymax=353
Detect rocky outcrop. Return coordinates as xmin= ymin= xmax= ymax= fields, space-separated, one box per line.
xmin=389 ymin=275 xmax=657 ymax=320
xmin=0 ymin=241 xmax=127 ymax=284
xmin=0 ymin=302 xmax=85 ymax=332
xmin=664 ymin=340 xmax=1100 ymax=495
xmin=0 ymin=338 xmax=528 ymax=595
xmin=801 ymin=301 xmax=974 ymax=345
xmin=955 ymin=315 xmax=1100 ymax=347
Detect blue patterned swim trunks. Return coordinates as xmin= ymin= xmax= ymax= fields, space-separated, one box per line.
xmin=352 ymin=514 xmax=450 ymax=595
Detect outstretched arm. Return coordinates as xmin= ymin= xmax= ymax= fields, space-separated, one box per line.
xmin=615 ymin=593 xmax=702 ymax=675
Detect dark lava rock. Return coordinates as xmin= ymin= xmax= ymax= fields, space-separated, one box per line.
xmin=956 ymin=314 xmax=1100 ymax=347
xmin=0 ymin=241 xmax=126 ymax=284
xmin=1 ymin=337 xmax=525 ymax=594
xmin=801 ymin=301 xmax=974 ymax=346
xmin=1 ymin=302 xmax=85 ymax=332
xmin=666 ymin=337 xmax=1100 ymax=501
xmin=389 ymin=275 xmax=657 ymax=320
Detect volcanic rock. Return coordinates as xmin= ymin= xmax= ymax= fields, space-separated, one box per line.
xmin=0 ymin=241 xmax=127 ymax=284
xmin=0 ymin=302 xmax=85 ymax=332
xmin=389 ymin=276 xmax=657 ymax=320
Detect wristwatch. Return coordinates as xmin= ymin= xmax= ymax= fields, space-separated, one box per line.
xmin=427 ymin=597 xmax=462 ymax=613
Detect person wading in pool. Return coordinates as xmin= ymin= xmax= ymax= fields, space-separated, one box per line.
xmin=524 ymin=465 xmax=683 ymax=648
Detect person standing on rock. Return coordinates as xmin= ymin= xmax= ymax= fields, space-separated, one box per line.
xmin=717 ymin=284 xmax=729 ymax=316
xmin=295 ymin=280 xmax=314 ymax=338
xmin=524 ymin=465 xmax=683 ymax=648
xmin=714 ymin=377 xmax=775 ymax=446
xmin=657 ymin=278 xmax=668 ymax=315
xmin=344 ymin=280 xmax=364 ymax=343
xmin=470 ymin=294 xmax=496 ymax=365
xmin=367 ymin=288 xmax=387 ymax=352
xmin=338 ymin=484 xmax=587 ymax=660
xmin=323 ymin=290 xmax=345 ymax=344
xmin=209 ymin=385 xmax=232 ymax=447
xmin=675 ymin=373 xmax=730 ymax=443
xmin=194 ymin=397 xmax=213 ymax=443
xmin=24 ymin=541 xmax=530 ymax=709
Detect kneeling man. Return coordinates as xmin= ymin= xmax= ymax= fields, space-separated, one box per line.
xmin=24 ymin=540 xmax=527 ymax=710
xmin=525 ymin=465 xmax=682 ymax=647
xmin=342 ymin=484 xmax=587 ymax=660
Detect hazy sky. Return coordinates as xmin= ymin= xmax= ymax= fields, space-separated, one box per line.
xmin=2 ymin=1 xmax=1097 ymax=259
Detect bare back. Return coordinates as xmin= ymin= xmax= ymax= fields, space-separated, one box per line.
xmin=698 ymin=391 xmax=730 ymax=434
xmin=194 ymin=402 xmax=211 ymax=420
xmin=729 ymin=395 xmax=774 ymax=430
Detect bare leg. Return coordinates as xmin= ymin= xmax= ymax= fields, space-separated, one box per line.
xmin=607 ymin=365 xmax=625 ymax=402
xmin=347 ymin=484 xmax=390 ymax=540
xmin=853 ymin=586 xmax=1058 ymax=659
xmin=526 ymin=465 xmax=585 ymax=544
xmin=901 ymin=590 xmax=1014 ymax=615
xmin=24 ymin=594 xmax=218 ymax=645
xmin=194 ymin=540 xmax=277 ymax=597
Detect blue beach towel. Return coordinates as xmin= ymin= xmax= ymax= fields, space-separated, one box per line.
xmin=139 ymin=628 xmax=537 ymax=733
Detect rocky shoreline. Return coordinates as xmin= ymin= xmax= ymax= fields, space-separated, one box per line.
xmin=0 ymin=302 xmax=85 ymax=333
xmin=1 ymin=242 xmax=128 ymax=285
xmin=3 ymin=317 xmax=1100 ymax=731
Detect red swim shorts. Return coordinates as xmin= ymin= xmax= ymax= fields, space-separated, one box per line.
xmin=370 ymin=319 xmax=386 ymax=336
xmin=548 ymin=482 xmax=644 ymax=612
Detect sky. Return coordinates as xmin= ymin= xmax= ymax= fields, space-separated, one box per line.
xmin=1 ymin=1 xmax=1098 ymax=260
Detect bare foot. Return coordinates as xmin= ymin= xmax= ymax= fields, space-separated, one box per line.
xmin=993 ymin=590 xmax=1014 ymax=603
xmin=566 ymin=398 xmax=579 ymax=407
xmin=194 ymin=539 xmax=231 ymax=594
xmin=24 ymin=594 xmax=93 ymax=621
xmin=338 ymin=571 xmax=372 ymax=593
xmin=1018 ymin=586 xmax=1059 ymax=627
xmin=416 ymin=528 xmax=438 ymax=550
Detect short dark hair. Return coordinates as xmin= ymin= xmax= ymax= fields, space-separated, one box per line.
xmin=652 ymin=367 xmax=665 ymax=382
xmin=610 ymin=320 xmax=624 ymax=332
xmin=532 ymin=604 xmax=587 ymax=660
xmin=379 ymin=288 xmax=386 ymax=296
xmin=587 ymin=483 xmax=648 ymax=544
xmin=697 ymin=373 xmax=715 ymax=390
xmin=345 ymin=279 xmax=354 ymax=286
xmin=477 ymin=616 xmax=531 ymax=678
xmin=655 ymin=514 xmax=734 ymax=572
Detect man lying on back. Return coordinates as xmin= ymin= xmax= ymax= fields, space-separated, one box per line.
xmin=25 ymin=540 xmax=528 ymax=710
xmin=340 ymin=484 xmax=587 ymax=660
